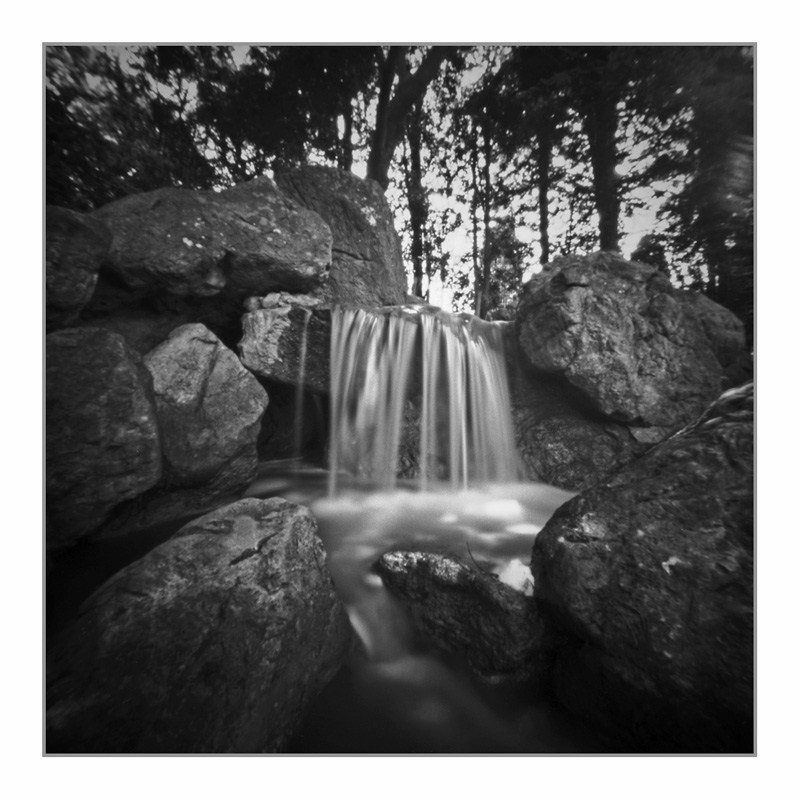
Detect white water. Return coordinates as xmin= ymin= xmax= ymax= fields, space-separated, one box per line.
xmin=277 ymin=305 xmax=582 ymax=752
xmin=327 ymin=305 xmax=521 ymax=493
xmin=311 ymin=482 xmax=575 ymax=660
xmin=291 ymin=307 xmax=312 ymax=462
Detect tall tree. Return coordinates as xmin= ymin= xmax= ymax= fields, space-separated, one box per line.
xmin=566 ymin=47 xmax=626 ymax=252
xmin=626 ymin=45 xmax=754 ymax=338
xmin=401 ymin=99 xmax=428 ymax=298
xmin=191 ymin=45 xmax=381 ymax=180
xmin=503 ymin=47 xmax=571 ymax=264
xmin=367 ymin=46 xmax=456 ymax=189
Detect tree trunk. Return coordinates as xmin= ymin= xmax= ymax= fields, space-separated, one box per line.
xmin=469 ymin=140 xmax=482 ymax=317
xmin=580 ymin=85 xmax=620 ymax=252
xmin=480 ymin=122 xmax=493 ymax=318
xmin=574 ymin=49 xmax=621 ymax=253
xmin=534 ymin=114 xmax=553 ymax=265
xmin=367 ymin=46 xmax=454 ymax=190
xmin=564 ymin=193 xmax=576 ymax=255
xmin=368 ymin=47 xmax=405 ymax=186
xmin=582 ymin=89 xmax=620 ymax=252
xmin=339 ymin=99 xmax=353 ymax=172
xmin=404 ymin=101 xmax=427 ymax=298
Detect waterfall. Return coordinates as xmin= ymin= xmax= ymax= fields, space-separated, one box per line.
xmin=313 ymin=302 xmax=579 ymax=650
xmin=291 ymin=307 xmax=312 ymax=465
xmin=241 ymin=302 xmax=579 ymax=750
xmin=327 ymin=305 xmax=522 ymax=494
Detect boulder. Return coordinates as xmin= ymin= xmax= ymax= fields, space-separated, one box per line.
xmin=516 ymin=251 xmax=749 ymax=434
xmin=76 ymin=305 xmax=195 ymax=356
xmin=513 ymin=406 xmax=642 ymax=491
xmin=510 ymin=369 xmax=643 ymax=491
xmin=532 ymin=382 xmax=754 ymax=752
xmin=46 ymin=328 xmax=162 ymax=550
xmin=46 ymin=206 xmax=111 ymax=330
xmin=91 ymin=177 xmax=332 ymax=298
xmin=239 ymin=303 xmax=331 ymax=394
xmin=377 ymin=552 xmax=547 ymax=683
xmin=275 ymin=164 xmax=407 ymax=307
xmin=46 ymin=498 xmax=354 ymax=753
xmin=684 ymin=291 xmax=753 ymax=385
xmin=143 ymin=323 xmax=268 ymax=489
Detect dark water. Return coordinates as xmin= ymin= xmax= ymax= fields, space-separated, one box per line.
xmin=287 ymin=652 xmax=604 ymax=754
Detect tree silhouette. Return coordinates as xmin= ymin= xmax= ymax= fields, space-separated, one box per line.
xmin=46 ymin=44 xmax=753 ymax=337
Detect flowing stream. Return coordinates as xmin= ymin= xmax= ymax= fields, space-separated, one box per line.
xmin=245 ymin=305 xmax=600 ymax=752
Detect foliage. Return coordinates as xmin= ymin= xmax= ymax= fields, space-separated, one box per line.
xmin=45 ymin=44 xmax=754 ymax=338
xmin=46 ymin=46 xmax=216 ymax=209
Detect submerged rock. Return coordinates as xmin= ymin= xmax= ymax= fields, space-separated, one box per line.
xmin=46 ymin=498 xmax=353 ymax=753
xmin=46 ymin=327 xmax=162 ymax=550
xmin=144 ymin=323 xmax=268 ymax=489
xmin=46 ymin=206 xmax=111 ymax=330
xmin=516 ymin=251 xmax=749 ymax=434
xmin=275 ymin=164 xmax=407 ymax=307
xmin=532 ymin=382 xmax=754 ymax=752
xmin=377 ymin=551 xmax=548 ymax=683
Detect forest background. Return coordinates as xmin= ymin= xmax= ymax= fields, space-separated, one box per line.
xmin=45 ymin=44 xmax=754 ymax=342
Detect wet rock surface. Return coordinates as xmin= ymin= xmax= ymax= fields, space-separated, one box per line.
xmin=47 ymin=498 xmax=354 ymax=753
xmin=377 ymin=551 xmax=548 ymax=683
xmin=532 ymin=383 xmax=754 ymax=752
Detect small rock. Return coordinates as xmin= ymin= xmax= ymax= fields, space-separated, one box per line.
xmin=377 ymin=551 xmax=548 ymax=683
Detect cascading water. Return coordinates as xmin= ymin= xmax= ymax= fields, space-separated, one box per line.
xmin=291 ymin=307 xmax=312 ymax=464
xmin=326 ymin=305 xmax=521 ymax=492
xmin=281 ymin=304 xmax=586 ymax=753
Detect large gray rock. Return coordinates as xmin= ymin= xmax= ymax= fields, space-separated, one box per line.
xmin=532 ymin=382 xmax=753 ymax=752
xmin=46 ymin=498 xmax=354 ymax=753
xmin=46 ymin=206 xmax=111 ymax=330
xmin=78 ymin=306 xmax=196 ymax=356
xmin=510 ymin=369 xmax=643 ymax=491
xmin=377 ymin=552 xmax=547 ymax=683
xmin=275 ymin=164 xmax=407 ymax=307
xmin=513 ymin=406 xmax=642 ymax=490
xmin=516 ymin=252 xmax=749 ymax=434
xmin=144 ymin=323 xmax=268 ymax=489
xmin=91 ymin=177 xmax=332 ymax=298
xmin=239 ymin=303 xmax=331 ymax=394
xmin=684 ymin=291 xmax=753 ymax=384
xmin=46 ymin=328 xmax=162 ymax=550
